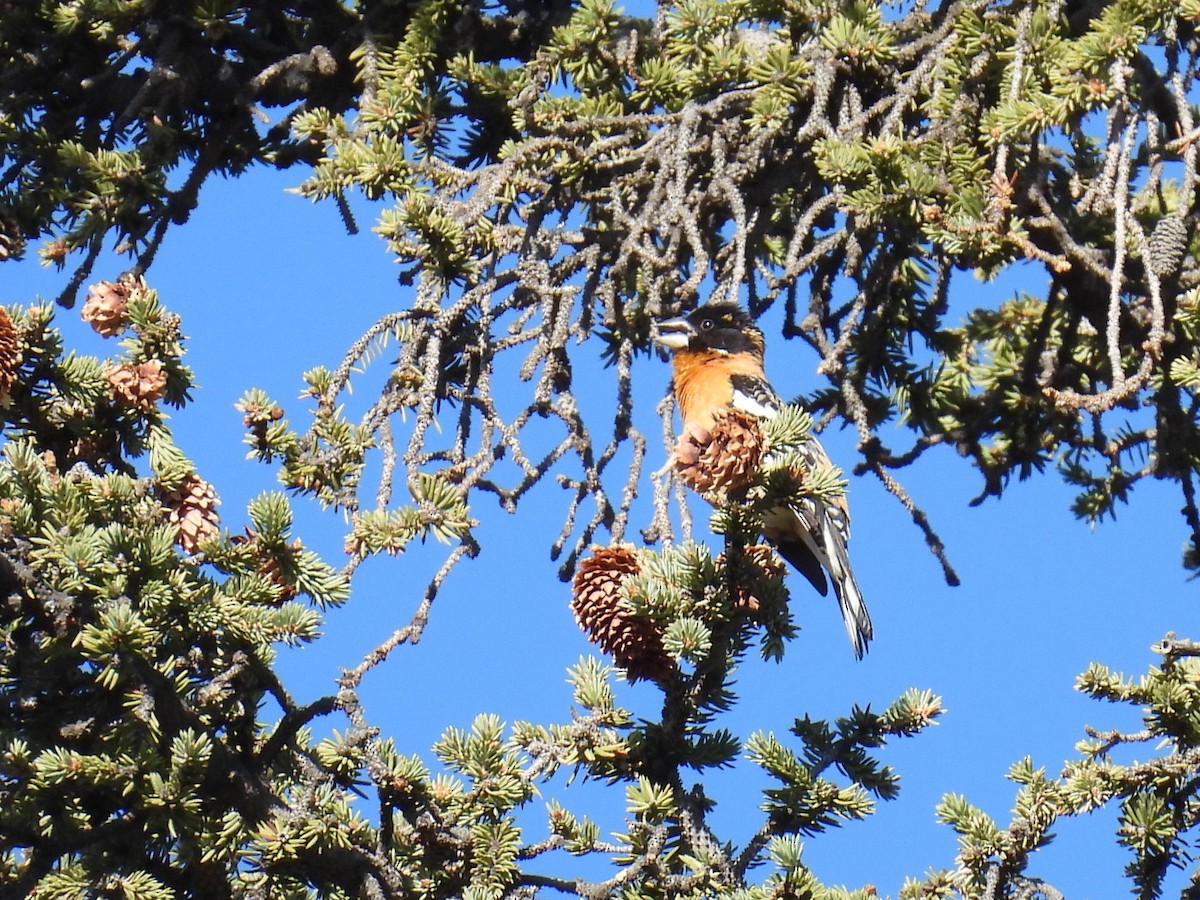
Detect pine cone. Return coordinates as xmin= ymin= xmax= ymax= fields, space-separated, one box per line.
xmin=107 ymin=359 xmax=167 ymax=411
xmin=82 ymin=276 xmax=142 ymax=337
xmin=257 ymin=545 xmax=299 ymax=603
xmin=164 ymin=474 xmax=220 ymax=553
xmin=0 ymin=306 xmax=22 ymax=400
xmin=0 ymin=217 xmax=23 ymax=262
xmin=675 ymin=408 xmax=766 ymax=499
xmin=571 ymin=545 xmax=673 ymax=683
xmin=719 ymin=544 xmax=787 ymax=612
xmin=1148 ymin=217 xmax=1189 ymax=279
xmin=231 ymin=529 xmax=298 ymax=603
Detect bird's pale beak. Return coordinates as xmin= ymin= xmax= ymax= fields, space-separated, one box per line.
xmin=651 ymin=316 xmax=694 ymax=351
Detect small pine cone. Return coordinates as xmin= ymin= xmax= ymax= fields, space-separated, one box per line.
xmin=232 ymin=530 xmax=299 ymax=604
xmin=254 ymin=538 xmax=300 ymax=603
xmin=107 ymin=359 xmax=167 ymax=411
xmin=571 ymin=545 xmax=673 ymax=683
xmin=675 ymin=408 xmax=766 ymax=499
xmin=719 ymin=544 xmax=787 ymax=612
xmin=82 ymin=275 xmax=142 ymax=337
xmin=0 ymin=306 xmax=22 ymax=400
xmin=258 ymin=551 xmax=298 ymax=603
xmin=0 ymin=217 xmax=23 ymax=262
xmin=1148 ymin=217 xmax=1189 ymax=279
xmin=164 ymin=474 xmax=220 ymax=553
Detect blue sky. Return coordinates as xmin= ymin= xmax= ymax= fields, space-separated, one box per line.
xmin=5 ymin=164 xmax=1195 ymax=895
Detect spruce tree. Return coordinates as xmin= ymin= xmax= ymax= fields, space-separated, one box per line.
xmin=3 ymin=1 xmax=1200 ymax=897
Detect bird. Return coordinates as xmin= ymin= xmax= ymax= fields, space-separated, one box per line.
xmin=651 ymin=301 xmax=873 ymax=658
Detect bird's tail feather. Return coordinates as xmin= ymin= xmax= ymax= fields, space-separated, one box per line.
xmin=764 ymin=505 xmax=873 ymax=658
xmin=820 ymin=515 xmax=873 ymax=659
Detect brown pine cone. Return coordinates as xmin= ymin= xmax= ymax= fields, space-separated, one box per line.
xmin=164 ymin=474 xmax=220 ymax=553
xmin=571 ymin=545 xmax=673 ymax=683
xmin=674 ymin=408 xmax=766 ymax=500
xmin=0 ymin=306 xmax=22 ymax=400
xmin=82 ymin=276 xmax=143 ymax=337
xmin=0 ymin=217 xmax=23 ymax=262
xmin=231 ymin=529 xmax=299 ymax=603
xmin=718 ymin=544 xmax=787 ymax=612
xmin=257 ymin=545 xmax=299 ymax=603
xmin=107 ymin=359 xmax=167 ymax=411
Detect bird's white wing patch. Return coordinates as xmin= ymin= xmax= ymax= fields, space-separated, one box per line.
xmin=729 ymin=374 xmax=783 ymax=420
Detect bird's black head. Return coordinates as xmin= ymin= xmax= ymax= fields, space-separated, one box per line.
xmin=652 ymin=303 xmax=764 ymax=357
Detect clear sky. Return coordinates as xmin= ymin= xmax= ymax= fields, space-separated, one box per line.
xmin=5 ymin=164 xmax=1194 ymax=896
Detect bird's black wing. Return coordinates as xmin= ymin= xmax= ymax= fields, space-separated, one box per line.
xmin=729 ymin=373 xmax=784 ymax=420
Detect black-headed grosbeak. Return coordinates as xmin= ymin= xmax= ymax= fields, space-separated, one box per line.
xmin=652 ymin=302 xmax=873 ymax=658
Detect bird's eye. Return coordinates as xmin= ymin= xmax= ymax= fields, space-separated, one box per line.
xmin=699 ymin=319 xmax=714 ymax=331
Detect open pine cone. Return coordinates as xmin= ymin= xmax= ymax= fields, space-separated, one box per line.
xmin=571 ymin=545 xmax=673 ymax=683
xmin=674 ymin=408 xmax=766 ymax=500
xmin=107 ymin=359 xmax=167 ymax=411
xmin=718 ymin=543 xmax=787 ymax=613
xmin=164 ymin=474 xmax=220 ymax=554
xmin=0 ymin=306 xmax=22 ymax=400
xmin=82 ymin=275 xmax=143 ymax=337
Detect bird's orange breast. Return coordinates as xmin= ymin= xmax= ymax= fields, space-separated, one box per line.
xmin=672 ymin=350 xmax=766 ymax=431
